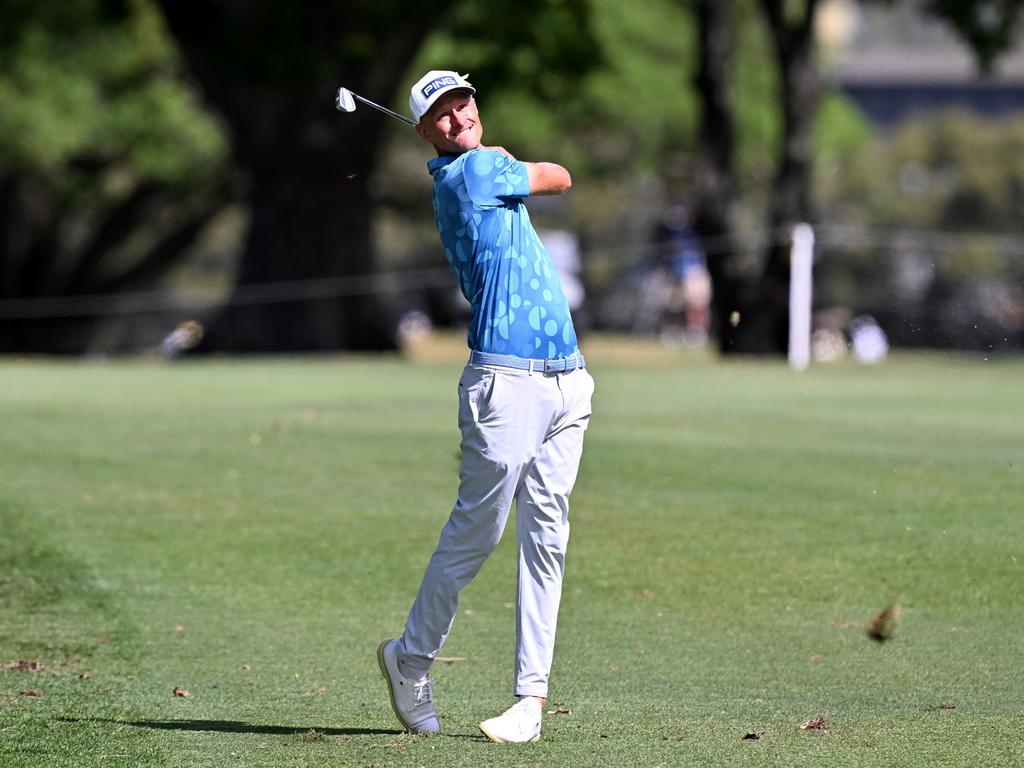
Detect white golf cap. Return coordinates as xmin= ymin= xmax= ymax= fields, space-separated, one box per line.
xmin=409 ymin=70 xmax=475 ymax=123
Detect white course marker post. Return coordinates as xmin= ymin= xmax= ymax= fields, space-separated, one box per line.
xmin=788 ymin=223 xmax=814 ymax=372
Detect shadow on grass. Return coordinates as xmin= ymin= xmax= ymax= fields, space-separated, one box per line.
xmin=57 ymin=717 xmax=403 ymax=737
xmin=57 ymin=717 xmax=485 ymax=740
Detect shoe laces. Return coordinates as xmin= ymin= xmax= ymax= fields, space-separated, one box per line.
xmin=509 ymin=697 xmax=540 ymax=716
xmin=411 ymin=676 xmax=435 ymax=706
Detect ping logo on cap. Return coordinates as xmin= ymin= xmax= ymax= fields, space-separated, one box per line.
xmin=421 ymin=76 xmax=459 ymax=98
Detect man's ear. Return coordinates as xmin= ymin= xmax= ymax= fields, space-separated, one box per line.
xmin=415 ymin=124 xmax=432 ymax=143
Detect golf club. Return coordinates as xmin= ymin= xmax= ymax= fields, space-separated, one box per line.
xmin=335 ymin=86 xmax=416 ymax=126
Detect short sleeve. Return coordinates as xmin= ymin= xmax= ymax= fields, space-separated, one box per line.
xmin=463 ymin=149 xmax=531 ymax=208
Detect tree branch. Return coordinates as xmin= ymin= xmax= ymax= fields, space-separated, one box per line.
xmin=64 ymin=180 xmax=167 ymax=295
xmin=100 ymin=177 xmax=239 ymax=293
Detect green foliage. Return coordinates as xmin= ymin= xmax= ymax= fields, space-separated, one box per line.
xmin=421 ymin=0 xmax=598 ymax=102
xmin=414 ymin=0 xmax=865 ymax=198
xmin=571 ymin=0 xmax=699 ymax=172
xmin=733 ymin=1 xmax=782 ymax=186
xmin=819 ymin=108 xmax=1024 ymax=236
xmin=813 ymin=91 xmax=871 ymax=167
xmin=0 ymin=0 xmax=227 ymax=189
xmin=415 ymin=0 xmax=697 ymax=176
xmin=109 ymin=79 xmax=226 ymax=184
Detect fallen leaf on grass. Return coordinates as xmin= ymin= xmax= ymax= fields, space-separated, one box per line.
xmin=304 ymin=687 xmax=327 ymax=697
xmin=743 ymin=731 xmax=765 ymax=740
xmin=302 ymin=729 xmax=324 ymax=741
xmin=937 ymin=703 xmax=956 ymax=710
xmin=799 ymin=716 xmax=828 ymax=731
xmin=435 ymin=657 xmax=466 ymax=664
xmin=241 ymin=665 xmax=251 ymax=671
xmin=174 ymin=625 xmax=186 ymax=633
xmin=2 ymin=660 xmax=46 ymax=672
xmin=866 ymin=603 xmax=901 ymax=643
xmin=19 ymin=690 xmax=42 ymax=697
xmin=173 ymin=686 xmax=190 ymax=698
xmin=546 ymin=702 xmax=572 ymax=715
xmin=79 ymin=673 xmax=92 ymax=680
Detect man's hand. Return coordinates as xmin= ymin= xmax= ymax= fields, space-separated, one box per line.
xmin=482 ymin=144 xmax=514 ymax=159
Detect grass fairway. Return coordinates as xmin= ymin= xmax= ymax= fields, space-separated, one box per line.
xmin=1 ymin=337 xmax=1022 ymax=767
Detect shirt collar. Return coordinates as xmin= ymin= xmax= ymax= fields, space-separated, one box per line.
xmin=427 ymin=154 xmax=459 ymax=175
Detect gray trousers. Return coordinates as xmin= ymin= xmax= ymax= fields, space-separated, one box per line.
xmin=397 ymin=362 xmax=594 ymax=697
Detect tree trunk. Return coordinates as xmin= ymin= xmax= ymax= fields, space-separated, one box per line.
xmin=208 ymin=148 xmax=388 ymax=351
xmin=157 ymin=1 xmax=452 ymax=352
xmin=756 ymin=0 xmax=821 ymax=354
xmin=690 ymin=0 xmax=747 ymax=354
xmin=0 ymin=170 xmax=237 ymax=353
xmin=0 ymin=174 xmax=84 ymax=353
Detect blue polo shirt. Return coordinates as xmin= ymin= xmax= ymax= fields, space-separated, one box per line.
xmin=427 ymin=148 xmax=579 ymax=360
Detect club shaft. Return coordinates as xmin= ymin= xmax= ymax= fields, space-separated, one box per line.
xmin=352 ymin=93 xmax=416 ymax=126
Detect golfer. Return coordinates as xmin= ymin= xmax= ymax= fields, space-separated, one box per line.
xmin=377 ymin=70 xmax=594 ymax=744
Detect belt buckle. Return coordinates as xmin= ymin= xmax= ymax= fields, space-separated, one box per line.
xmin=543 ymin=355 xmax=580 ymax=374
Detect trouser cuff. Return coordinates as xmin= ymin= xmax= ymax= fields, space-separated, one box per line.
xmin=514 ymin=685 xmax=548 ymax=698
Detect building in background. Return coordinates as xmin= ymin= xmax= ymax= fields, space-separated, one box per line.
xmin=819 ymin=0 xmax=1024 ymax=125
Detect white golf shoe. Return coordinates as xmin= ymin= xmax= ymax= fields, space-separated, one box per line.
xmin=479 ymin=696 xmax=543 ymax=743
xmin=377 ymin=639 xmax=440 ymax=734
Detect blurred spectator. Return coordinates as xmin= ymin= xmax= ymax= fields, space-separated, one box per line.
xmin=850 ymin=315 xmax=889 ymax=364
xmin=159 ymin=321 xmax=204 ymax=358
xmin=812 ymin=328 xmax=848 ymax=362
xmin=649 ymin=205 xmax=712 ymax=347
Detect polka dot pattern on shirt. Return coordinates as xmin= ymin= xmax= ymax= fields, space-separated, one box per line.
xmin=427 ymin=149 xmax=578 ymax=360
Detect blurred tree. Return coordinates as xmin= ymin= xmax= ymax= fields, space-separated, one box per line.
xmin=156 ymin=1 xmax=449 ymax=351
xmin=821 ymin=109 xmax=1024 ymax=235
xmin=813 ymin=109 xmax=1024 ymax=351
xmin=417 ymin=0 xmax=687 ymax=179
xmin=684 ymin=0 xmax=823 ymax=354
xmin=689 ymin=0 xmax=744 ymax=352
xmin=0 ymin=0 xmax=232 ymax=353
xmin=157 ymin=0 xmax=598 ymax=351
xmin=690 ymin=0 xmax=1024 ymax=354
xmin=925 ymin=0 xmax=1024 ymax=72
xmin=752 ymin=0 xmax=823 ymax=354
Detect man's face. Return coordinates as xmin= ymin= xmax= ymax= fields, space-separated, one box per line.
xmin=416 ymin=91 xmax=482 ymax=155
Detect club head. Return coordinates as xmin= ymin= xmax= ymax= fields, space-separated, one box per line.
xmin=335 ymin=87 xmax=356 ymax=113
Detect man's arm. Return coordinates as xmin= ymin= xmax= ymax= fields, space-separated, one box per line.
xmin=524 ymin=162 xmax=572 ymax=196
xmin=480 ymin=146 xmax=572 ymax=196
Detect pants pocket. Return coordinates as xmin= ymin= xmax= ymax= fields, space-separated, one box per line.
xmin=458 ymin=366 xmax=496 ymax=428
